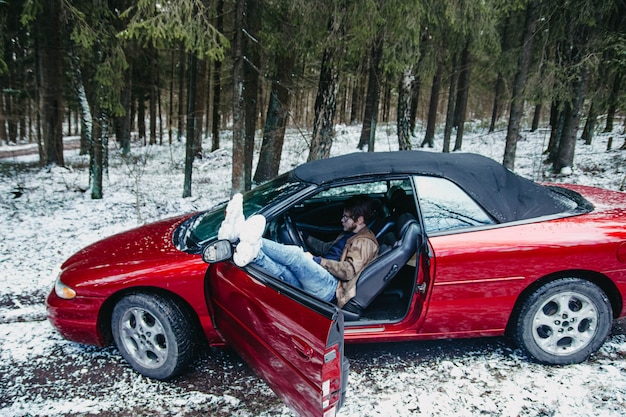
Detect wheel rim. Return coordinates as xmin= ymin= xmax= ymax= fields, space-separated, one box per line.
xmin=119 ymin=307 xmax=169 ymax=369
xmin=531 ymin=291 xmax=599 ymax=356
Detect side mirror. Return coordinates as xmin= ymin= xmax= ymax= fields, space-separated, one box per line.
xmin=202 ymin=240 xmax=233 ymax=263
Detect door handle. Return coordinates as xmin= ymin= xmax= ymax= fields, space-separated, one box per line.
xmin=291 ymin=335 xmax=313 ymax=361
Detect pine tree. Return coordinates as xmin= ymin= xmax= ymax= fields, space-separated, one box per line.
xmin=36 ymin=0 xmax=65 ymax=166
xmin=120 ymin=0 xmax=226 ymax=197
xmin=503 ymin=0 xmax=539 ymax=170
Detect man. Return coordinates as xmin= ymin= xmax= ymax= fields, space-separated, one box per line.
xmin=219 ymin=194 xmax=379 ymax=307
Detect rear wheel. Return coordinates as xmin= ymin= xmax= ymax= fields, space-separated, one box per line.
xmin=111 ymin=293 xmax=195 ymax=380
xmin=513 ymin=278 xmax=612 ymax=365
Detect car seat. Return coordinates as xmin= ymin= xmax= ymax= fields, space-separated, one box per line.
xmin=369 ymin=186 xmax=415 ymax=240
xmin=342 ymin=212 xmax=422 ymax=321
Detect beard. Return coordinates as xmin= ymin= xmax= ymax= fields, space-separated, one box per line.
xmin=343 ymin=222 xmax=357 ymax=232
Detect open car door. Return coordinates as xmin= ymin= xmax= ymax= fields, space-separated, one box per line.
xmin=205 ymin=261 xmax=348 ymax=417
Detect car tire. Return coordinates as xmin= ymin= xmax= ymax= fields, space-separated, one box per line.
xmin=512 ymin=278 xmax=612 ymax=365
xmin=111 ymin=293 xmax=195 ymax=380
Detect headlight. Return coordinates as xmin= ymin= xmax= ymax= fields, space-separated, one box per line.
xmin=54 ymin=274 xmax=76 ymax=300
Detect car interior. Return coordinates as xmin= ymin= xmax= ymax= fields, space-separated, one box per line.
xmin=264 ymin=179 xmax=423 ymax=325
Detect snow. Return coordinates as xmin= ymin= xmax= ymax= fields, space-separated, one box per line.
xmin=1 ymin=123 xmax=626 ymax=416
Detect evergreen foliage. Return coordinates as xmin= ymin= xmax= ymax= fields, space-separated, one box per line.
xmin=0 ymin=0 xmax=624 ymax=197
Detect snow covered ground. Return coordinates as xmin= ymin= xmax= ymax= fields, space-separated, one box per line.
xmin=1 ymin=123 xmax=626 ymax=416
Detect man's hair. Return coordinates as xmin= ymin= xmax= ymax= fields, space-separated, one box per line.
xmin=344 ymin=194 xmax=377 ymax=224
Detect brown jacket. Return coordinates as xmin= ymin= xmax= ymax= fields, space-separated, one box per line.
xmin=306 ymin=228 xmax=379 ymax=307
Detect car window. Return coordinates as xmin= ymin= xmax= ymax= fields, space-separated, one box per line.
xmin=174 ymin=174 xmax=305 ymax=253
xmin=241 ymin=175 xmax=305 ymax=217
xmin=414 ymin=175 xmax=494 ymax=233
xmin=285 ymin=178 xmax=417 ymax=240
xmin=387 ymin=178 xmax=413 ymax=195
xmin=313 ymin=181 xmax=389 ymax=198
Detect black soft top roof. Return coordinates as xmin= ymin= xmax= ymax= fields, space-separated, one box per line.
xmin=291 ymin=151 xmax=574 ymax=223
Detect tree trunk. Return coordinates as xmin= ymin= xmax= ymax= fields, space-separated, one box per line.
xmin=553 ymin=68 xmax=587 ymax=173
xmin=308 ymin=46 xmax=339 ymax=161
xmin=604 ymin=72 xmax=622 ymax=133
xmin=243 ymin=0 xmax=261 ymax=191
xmin=158 ymin=73 xmax=164 ymax=145
xmin=531 ymin=102 xmax=542 ymax=132
xmin=169 ymin=49 xmax=175 ymax=145
xmin=231 ymin=0 xmax=246 ymax=191
xmin=409 ymin=68 xmax=421 ymax=135
xmin=581 ymin=100 xmax=596 ymax=145
xmin=503 ymin=0 xmax=539 ymax=170
xmin=17 ymin=73 xmax=26 ymax=141
xmin=38 ymin=0 xmax=65 ymax=166
xmin=382 ymin=82 xmax=391 ymax=123
xmin=489 ymin=17 xmax=511 ymax=134
xmin=0 ymin=95 xmax=7 ymax=145
xmin=194 ymin=58 xmax=207 ymax=157
xmin=91 ymin=105 xmax=106 ymax=200
xmin=349 ymin=59 xmax=366 ymax=125
xmin=546 ymin=100 xmax=562 ymax=161
xmin=422 ymin=58 xmax=443 ymax=148
xmin=77 ymin=77 xmax=93 ymax=157
xmin=6 ymin=89 xmax=16 ymax=144
xmin=358 ymin=36 xmax=384 ymax=151
xmin=117 ymin=64 xmax=132 ymax=155
xmin=489 ymin=73 xmax=505 ymax=133
xmin=137 ymin=88 xmax=146 ymax=145
xmin=183 ymin=54 xmax=198 ymax=198
xmin=211 ymin=0 xmax=224 ymax=151
xmin=453 ymin=40 xmax=472 ymax=152
xmin=68 ymin=53 xmax=93 ymax=156
xmin=396 ymin=67 xmax=413 ymax=150
xmin=177 ymin=46 xmax=186 ymax=142
xmin=552 ymin=11 xmax=593 ymax=173
xmin=6 ymin=94 xmax=17 ymax=144
xmin=149 ymin=50 xmax=158 ymax=145
xmin=254 ymin=53 xmax=295 ymax=182
xmin=211 ymin=59 xmax=222 ymax=151
xmin=4 ymin=35 xmax=18 ymax=144
xmin=442 ymin=53 xmax=459 ymax=153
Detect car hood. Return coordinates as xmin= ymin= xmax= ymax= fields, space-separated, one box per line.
xmin=61 ymin=214 xmax=193 ymax=275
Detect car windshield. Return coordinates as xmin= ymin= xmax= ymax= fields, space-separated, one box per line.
xmin=174 ymin=174 xmax=305 ymax=254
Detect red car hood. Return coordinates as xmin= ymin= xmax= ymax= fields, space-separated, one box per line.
xmin=60 ymin=214 xmax=194 ymax=282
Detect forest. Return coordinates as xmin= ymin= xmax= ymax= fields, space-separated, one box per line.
xmin=0 ymin=0 xmax=625 ymax=199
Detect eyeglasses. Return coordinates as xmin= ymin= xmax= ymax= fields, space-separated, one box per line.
xmin=341 ymin=214 xmax=354 ymax=221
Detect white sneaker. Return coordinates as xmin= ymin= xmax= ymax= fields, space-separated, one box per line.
xmin=239 ymin=214 xmax=266 ymax=243
xmin=217 ymin=193 xmax=245 ymax=242
xmin=233 ymin=240 xmax=261 ymax=267
xmin=233 ymin=215 xmax=266 ymax=266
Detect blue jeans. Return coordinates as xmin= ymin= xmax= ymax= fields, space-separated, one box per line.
xmin=253 ymin=238 xmax=337 ymax=302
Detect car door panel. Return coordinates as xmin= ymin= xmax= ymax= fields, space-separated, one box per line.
xmin=419 ymin=221 xmax=606 ymax=336
xmin=206 ymin=262 xmax=347 ymax=417
xmin=419 ymin=227 xmax=533 ymax=335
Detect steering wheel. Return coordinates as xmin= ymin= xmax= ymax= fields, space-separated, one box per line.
xmin=283 ymin=213 xmax=308 ymax=251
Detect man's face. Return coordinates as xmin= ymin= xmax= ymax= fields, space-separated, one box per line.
xmin=341 ymin=211 xmax=358 ymax=232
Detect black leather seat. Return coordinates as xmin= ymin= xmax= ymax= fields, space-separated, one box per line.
xmin=369 ymin=187 xmax=414 ymax=240
xmin=342 ymin=213 xmax=421 ymax=321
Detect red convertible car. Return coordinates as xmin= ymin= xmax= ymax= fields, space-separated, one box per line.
xmin=47 ymin=151 xmax=626 ymax=417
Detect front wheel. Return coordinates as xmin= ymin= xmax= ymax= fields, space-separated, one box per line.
xmin=111 ymin=293 xmax=196 ymax=380
xmin=512 ymin=278 xmax=612 ymax=365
